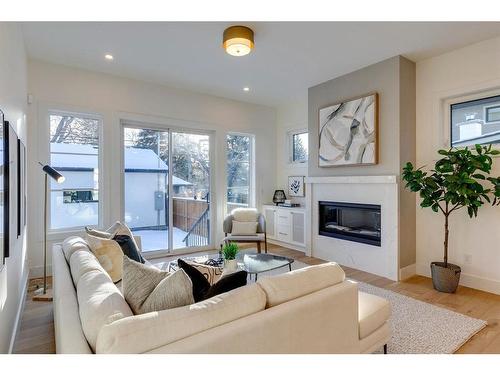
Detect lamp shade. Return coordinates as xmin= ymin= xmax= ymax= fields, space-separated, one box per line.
xmin=272 ymin=190 xmax=286 ymax=206
xmin=223 ymin=26 xmax=254 ymax=57
xmin=42 ymin=165 xmax=65 ymax=183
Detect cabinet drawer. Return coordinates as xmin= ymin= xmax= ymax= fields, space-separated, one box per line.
xmin=276 ymin=211 xmax=291 ymax=226
xmin=277 ymin=224 xmax=291 ymax=241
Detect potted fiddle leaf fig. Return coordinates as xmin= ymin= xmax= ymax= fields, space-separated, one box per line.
xmin=402 ymin=144 xmax=500 ymax=293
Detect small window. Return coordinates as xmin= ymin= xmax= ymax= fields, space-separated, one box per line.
xmin=290 ymin=131 xmax=308 ymax=163
xmin=486 ymin=105 xmax=500 ymax=123
xmin=450 ymin=94 xmax=500 ymax=147
xmin=63 ymin=190 xmax=98 ymax=204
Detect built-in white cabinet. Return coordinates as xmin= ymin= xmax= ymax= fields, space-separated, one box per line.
xmin=263 ymin=205 xmax=306 ymax=248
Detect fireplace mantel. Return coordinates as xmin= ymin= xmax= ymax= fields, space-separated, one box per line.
xmin=305 ymin=175 xmax=397 ymax=185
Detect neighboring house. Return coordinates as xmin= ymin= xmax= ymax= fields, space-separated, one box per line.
xmin=50 ymin=143 xmax=191 ymax=229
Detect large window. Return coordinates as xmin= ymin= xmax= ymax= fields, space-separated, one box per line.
xmin=226 ymin=134 xmax=253 ymax=213
xmin=451 ymin=94 xmax=500 ymax=147
xmin=49 ymin=112 xmax=100 ymax=230
xmin=290 ymin=130 xmax=308 ymax=163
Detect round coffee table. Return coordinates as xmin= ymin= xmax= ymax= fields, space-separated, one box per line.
xmin=236 ymin=253 xmax=294 ymax=281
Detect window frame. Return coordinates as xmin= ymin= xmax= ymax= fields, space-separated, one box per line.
xmin=47 ymin=109 xmax=103 ymax=233
xmin=288 ymin=129 xmax=308 ymax=164
xmin=120 ymin=120 xmax=216 ymax=258
xmin=225 ymin=132 xmax=255 ymax=213
xmin=485 ymin=104 xmax=500 ymax=124
xmin=443 ymin=89 xmax=500 ymax=150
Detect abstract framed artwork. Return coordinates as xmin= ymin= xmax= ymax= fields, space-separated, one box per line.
xmin=0 ymin=111 xmax=5 ymax=266
xmin=288 ymin=176 xmax=305 ymax=197
xmin=318 ymin=93 xmax=378 ymax=167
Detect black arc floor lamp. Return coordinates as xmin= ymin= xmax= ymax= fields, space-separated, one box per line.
xmin=33 ymin=163 xmax=65 ymax=302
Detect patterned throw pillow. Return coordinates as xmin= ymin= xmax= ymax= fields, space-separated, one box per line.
xmin=178 ymin=259 xmax=247 ymax=302
xmin=184 ymin=260 xmax=223 ymax=285
xmin=122 ymin=257 xmax=194 ymax=314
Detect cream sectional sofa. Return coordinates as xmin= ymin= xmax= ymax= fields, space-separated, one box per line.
xmin=53 ymin=236 xmax=391 ymax=354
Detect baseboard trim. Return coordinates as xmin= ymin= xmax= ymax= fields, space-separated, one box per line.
xmin=29 ymin=264 xmax=52 ymax=279
xmin=8 ymin=270 xmax=29 ymax=354
xmin=416 ymin=263 xmax=500 ymax=295
xmin=267 ymin=238 xmax=306 ymax=253
xmin=399 ymin=263 xmax=416 ymax=281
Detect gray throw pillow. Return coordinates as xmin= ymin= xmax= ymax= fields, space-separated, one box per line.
xmin=122 ymin=257 xmax=194 ymax=314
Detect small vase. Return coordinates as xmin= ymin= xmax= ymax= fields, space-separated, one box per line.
xmin=224 ymin=259 xmax=238 ymax=272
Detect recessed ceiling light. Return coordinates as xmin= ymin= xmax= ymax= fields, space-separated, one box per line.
xmin=243 ymin=87 xmax=250 ymax=92
xmin=104 ymin=54 xmax=114 ymax=61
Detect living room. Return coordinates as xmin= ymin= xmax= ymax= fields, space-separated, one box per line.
xmin=2 ymin=0 xmax=500 ymax=373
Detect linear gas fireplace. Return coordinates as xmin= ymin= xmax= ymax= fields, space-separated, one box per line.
xmin=319 ymin=201 xmax=381 ymax=246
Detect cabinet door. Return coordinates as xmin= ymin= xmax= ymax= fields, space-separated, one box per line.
xmin=263 ymin=207 xmax=277 ymax=238
xmin=291 ymin=211 xmax=305 ymax=245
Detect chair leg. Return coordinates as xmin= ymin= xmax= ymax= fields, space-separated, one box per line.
xmin=257 ymin=242 xmax=261 ymax=253
xmin=383 ymin=344 xmax=387 ymax=354
xmin=264 ymin=238 xmax=268 ymax=253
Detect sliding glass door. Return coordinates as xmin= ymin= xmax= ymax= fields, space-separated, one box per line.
xmin=123 ymin=124 xmax=211 ymax=256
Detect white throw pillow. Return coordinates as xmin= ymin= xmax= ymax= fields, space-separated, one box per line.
xmin=231 ymin=208 xmax=258 ymax=222
xmin=231 ymin=221 xmax=258 ymax=235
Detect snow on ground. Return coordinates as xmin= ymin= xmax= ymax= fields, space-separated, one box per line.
xmin=133 ymin=228 xmax=207 ymax=252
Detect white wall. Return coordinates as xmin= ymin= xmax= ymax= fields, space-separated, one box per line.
xmin=416 ymin=35 xmax=500 ymax=294
xmin=27 ymin=60 xmax=277 ymax=276
xmin=275 ymin=97 xmax=308 ymax=206
xmin=0 ymin=23 xmax=28 ymax=353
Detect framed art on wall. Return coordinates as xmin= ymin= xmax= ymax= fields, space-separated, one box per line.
xmin=0 ymin=111 xmax=5 ymax=266
xmin=8 ymin=122 xmax=18 ymax=253
xmin=288 ymin=176 xmax=305 ymax=197
xmin=318 ymin=93 xmax=378 ymax=167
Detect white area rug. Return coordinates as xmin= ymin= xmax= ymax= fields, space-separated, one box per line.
xmin=157 ymin=253 xmax=487 ymax=354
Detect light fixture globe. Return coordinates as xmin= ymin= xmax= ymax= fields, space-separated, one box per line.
xmin=223 ymin=26 xmax=254 ymax=57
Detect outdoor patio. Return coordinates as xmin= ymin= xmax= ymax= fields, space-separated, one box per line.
xmin=133 ymin=227 xmax=207 ymax=252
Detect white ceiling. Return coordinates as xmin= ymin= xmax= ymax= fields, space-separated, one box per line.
xmin=21 ymin=22 xmax=500 ymax=107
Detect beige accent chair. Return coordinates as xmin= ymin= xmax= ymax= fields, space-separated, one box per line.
xmin=223 ymin=212 xmax=267 ymax=253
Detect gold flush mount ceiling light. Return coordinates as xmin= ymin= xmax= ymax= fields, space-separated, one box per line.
xmin=223 ymin=26 xmax=254 ymax=57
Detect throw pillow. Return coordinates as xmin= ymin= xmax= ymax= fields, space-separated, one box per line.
xmin=231 ymin=207 xmax=258 ymax=222
xmin=85 ymin=221 xmax=141 ymax=252
xmin=178 ymin=258 xmax=248 ymax=302
xmin=122 ymin=257 xmax=194 ymax=314
xmin=231 ymin=221 xmax=258 ymax=235
xmin=184 ymin=260 xmax=223 ymax=285
xmin=86 ymin=234 xmax=124 ymax=283
xmin=113 ymin=234 xmax=145 ymax=264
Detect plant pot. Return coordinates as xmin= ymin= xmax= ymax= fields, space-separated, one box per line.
xmin=430 ymin=262 xmax=461 ymax=293
xmin=224 ymin=259 xmax=238 ymax=272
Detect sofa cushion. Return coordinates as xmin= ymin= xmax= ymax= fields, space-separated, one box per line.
xmin=257 ymin=262 xmax=345 ymax=307
xmin=96 ymin=283 xmax=266 ymax=354
xmin=122 ymin=257 xmax=194 ymax=315
xmin=77 ymin=269 xmax=133 ymax=352
xmin=62 ymin=236 xmax=91 ymax=262
xmin=358 ymin=291 xmax=391 ymax=339
xmin=69 ymin=248 xmax=105 ymax=286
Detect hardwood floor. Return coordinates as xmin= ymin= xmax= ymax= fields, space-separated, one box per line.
xmin=13 ymin=243 xmax=500 ymax=353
